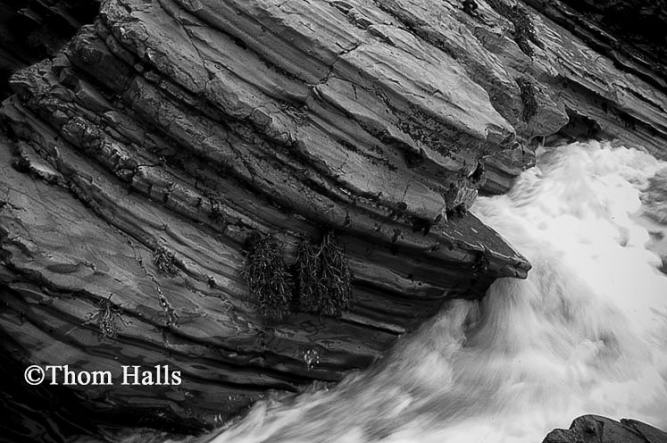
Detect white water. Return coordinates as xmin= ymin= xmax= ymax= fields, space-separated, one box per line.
xmin=209 ymin=141 xmax=667 ymax=443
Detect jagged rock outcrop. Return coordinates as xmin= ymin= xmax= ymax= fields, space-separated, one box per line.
xmin=0 ymin=0 xmax=100 ymax=98
xmin=0 ymin=0 xmax=666 ymax=434
xmin=527 ymin=0 xmax=667 ymax=88
xmin=544 ymin=415 xmax=667 ymax=443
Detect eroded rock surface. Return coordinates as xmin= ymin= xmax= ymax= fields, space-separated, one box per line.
xmin=544 ymin=415 xmax=667 ymax=443
xmin=0 ymin=0 xmax=665 ymax=433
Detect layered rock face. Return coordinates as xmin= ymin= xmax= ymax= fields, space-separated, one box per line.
xmin=0 ymin=0 xmax=666 ymax=434
xmin=531 ymin=0 xmax=667 ymax=86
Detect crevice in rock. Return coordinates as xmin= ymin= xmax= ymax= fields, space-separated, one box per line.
xmin=549 ymin=108 xmax=602 ymax=143
xmin=0 ymin=0 xmax=100 ymax=99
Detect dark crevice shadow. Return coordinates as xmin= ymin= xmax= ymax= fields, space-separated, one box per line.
xmin=0 ymin=0 xmax=100 ymax=100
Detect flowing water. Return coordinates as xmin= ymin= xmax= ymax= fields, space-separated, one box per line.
xmin=203 ymin=141 xmax=667 ymax=443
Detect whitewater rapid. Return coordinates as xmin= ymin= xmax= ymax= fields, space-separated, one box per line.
xmin=208 ymin=141 xmax=667 ymax=443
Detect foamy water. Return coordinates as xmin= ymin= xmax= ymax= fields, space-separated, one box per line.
xmin=207 ymin=141 xmax=667 ymax=443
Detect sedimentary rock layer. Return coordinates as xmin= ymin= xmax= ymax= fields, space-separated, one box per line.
xmin=0 ymin=0 xmax=666 ymax=431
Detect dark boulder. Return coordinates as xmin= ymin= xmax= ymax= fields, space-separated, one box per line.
xmin=544 ymin=415 xmax=667 ymax=443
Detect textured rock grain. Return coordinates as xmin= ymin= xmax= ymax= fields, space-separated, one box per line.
xmin=544 ymin=415 xmax=667 ymax=443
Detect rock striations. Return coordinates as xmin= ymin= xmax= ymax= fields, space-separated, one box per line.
xmin=0 ymin=0 xmax=666 ymax=433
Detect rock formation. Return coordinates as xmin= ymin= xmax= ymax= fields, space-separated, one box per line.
xmin=544 ymin=415 xmax=667 ymax=443
xmin=0 ymin=0 xmax=666 ymax=436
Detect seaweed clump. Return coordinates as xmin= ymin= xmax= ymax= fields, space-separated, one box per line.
xmin=447 ymin=203 xmax=468 ymax=219
xmin=295 ymin=232 xmax=351 ymax=318
xmin=488 ymin=0 xmax=544 ymax=57
xmin=517 ymin=77 xmax=538 ymax=122
xmin=242 ymin=231 xmax=352 ymax=320
xmin=242 ymin=234 xmax=293 ymax=320
xmin=510 ymin=5 xmax=543 ymax=56
xmin=153 ymin=246 xmax=179 ymax=276
xmin=86 ymin=295 xmax=129 ymax=339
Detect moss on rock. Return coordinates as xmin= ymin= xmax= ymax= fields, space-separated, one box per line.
xmin=488 ymin=0 xmax=544 ymax=57
xmin=517 ymin=77 xmax=538 ymax=122
xmin=295 ymin=232 xmax=352 ymax=318
xmin=153 ymin=246 xmax=179 ymax=276
xmin=242 ymin=234 xmax=293 ymax=320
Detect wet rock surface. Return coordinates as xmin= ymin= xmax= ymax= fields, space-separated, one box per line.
xmin=544 ymin=415 xmax=667 ymax=443
xmin=0 ymin=0 xmax=665 ymax=435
